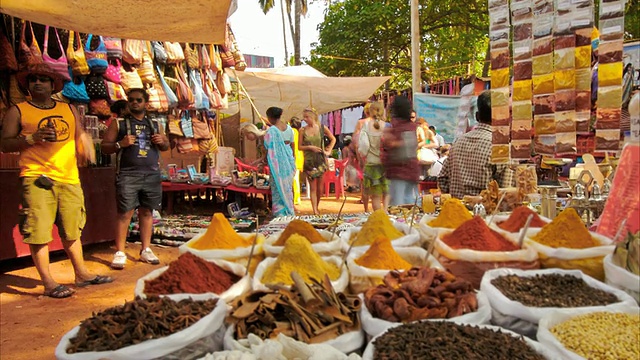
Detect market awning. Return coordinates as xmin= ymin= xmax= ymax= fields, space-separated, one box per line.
xmin=0 ymin=0 xmax=234 ymax=44
xmin=228 ymin=66 xmax=390 ymax=120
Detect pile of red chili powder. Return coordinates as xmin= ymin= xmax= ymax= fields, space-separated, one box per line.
xmin=442 ymin=216 xmax=520 ymax=252
xmin=144 ymin=252 xmax=240 ymax=295
xmin=497 ymin=206 xmax=547 ymax=232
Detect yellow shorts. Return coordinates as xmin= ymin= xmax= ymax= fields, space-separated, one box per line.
xmin=19 ymin=177 xmax=86 ymax=245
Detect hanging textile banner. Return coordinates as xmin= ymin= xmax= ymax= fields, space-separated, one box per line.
xmin=414 ymin=93 xmax=472 ymax=144
xmin=0 ymin=0 xmax=233 ymax=44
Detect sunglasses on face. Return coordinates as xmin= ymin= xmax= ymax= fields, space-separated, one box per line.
xmin=28 ymin=76 xmax=53 ymax=83
xmin=128 ymin=97 xmax=144 ymax=103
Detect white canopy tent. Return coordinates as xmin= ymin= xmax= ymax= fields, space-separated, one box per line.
xmin=227 ymin=65 xmax=390 ymax=122
xmin=0 ymin=0 xmax=235 ymax=44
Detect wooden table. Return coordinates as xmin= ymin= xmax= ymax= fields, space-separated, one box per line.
xmin=161 ymin=182 xmax=271 ymax=214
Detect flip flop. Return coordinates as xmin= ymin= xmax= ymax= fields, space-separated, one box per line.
xmin=75 ymin=275 xmax=114 ymax=288
xmin=44 ymin=284 xmax=75 ymax=299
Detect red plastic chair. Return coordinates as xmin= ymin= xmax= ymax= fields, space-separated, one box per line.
xmin=323 ymin=158 xmax=349 ymax=199
xmin=235 ymin=158 xmax=270 ymax=175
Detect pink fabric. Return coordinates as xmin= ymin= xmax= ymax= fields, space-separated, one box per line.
xmin=334 ymin=110 xmax=342 ymax=135
xmin=328 ymin=112 xmax=334 ymax=134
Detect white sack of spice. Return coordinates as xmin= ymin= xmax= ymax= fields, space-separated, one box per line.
xmin=480 ymin=268 xmax=637 ymax=338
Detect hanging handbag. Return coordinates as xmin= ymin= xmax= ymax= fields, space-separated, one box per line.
xmin=218 ymin=44 xmax=235 ymax=68
xmin=200 ymin=44 xmax=211 ymax=69
xmin=146 ymin=83 xmax=162 ymax=112
xmin=18 ymin=22 xmax=43 ymax=69
xmin=175 ymin=65 xmax=194 ymax=109
xmin=167 ymin=113 xmax=184 ymax=136
xmin=85 ymin=34 xmax=108 ymax=74
xmin=0 ymin=28 xmax=18 ymax=72
xmin=42 ymin=26 xmax=71 ymax=82
xmin=67 ymin=30 xmax=90 ymax=76
xmin=105 ymin=80 xmax=127 ymax=102
xmin=122 ymin=39 xmax=144 ymax=65
xmin=85 ymin=73 xmax=110 ymax=99
xmin=211 ymin=45 xmax=222 ymax=72
xmin=152 ymin=41 xmax=168 ymax=64
xmin=149 ymin=82 xmax=168 ymax=112
xmin=120 ymin=62 xmax=144 ymax=91
xmin=137 ymin=46 xmax=156 ymax=84
xmin=156 ymin=65 xmax=178 ymax=108
xmin=192 ymin=113 xmax=212 ymax=139
xmin=62 ymin=68 xmax=90 ymax=103
xmin=89 ymin=98 xmax=111 ymax=118
xmin=180 ymin=111 xmax=195 ymax=138
xmin=202 ymin=69 xmax=222 ymax=109
xmin=176 ymin=136 xmax=195 ymax=153
xmin=164 ymin=42 xmax=185 ymax=64
xmin=103 ymin=37 xmax=123 ymax=59
xmin=216 ymin=71 xmax=231 ymax=97
xmin=189 ymin=69 xmax=209 ymax=110
xmin=227 ymin=26 xmax=247 ymax=71
xmin=185 ymin=43 xmax=200 ymax=69
xmin=104 ymin=58 xmax=122 ymax=83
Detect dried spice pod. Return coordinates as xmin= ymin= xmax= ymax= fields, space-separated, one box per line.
xmin=364 ymin=267 xmax=478 ymax=323
xmin=66 ymin=296 xmax=219 ymax=353
xmin=371 ymin=322 xmax=545 ymax=360
xmin=491 ymin=274 xmax=619 ymax=307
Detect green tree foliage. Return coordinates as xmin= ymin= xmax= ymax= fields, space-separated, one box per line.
xmin=307 ymin=0 xmax=488 ymax=89
xmin=308 ymin=0 xmax=639 ymax=89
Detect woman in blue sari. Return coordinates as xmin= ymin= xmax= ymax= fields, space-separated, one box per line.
xmin=264 ymin=107 xmax=296 ymax=217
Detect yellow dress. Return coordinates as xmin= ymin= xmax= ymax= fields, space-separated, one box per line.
xmin=292 ymin=128 xmax=304 ymax=204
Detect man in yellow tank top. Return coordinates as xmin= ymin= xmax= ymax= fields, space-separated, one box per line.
xmin=1 ymin=64 xmax=113 ymax=298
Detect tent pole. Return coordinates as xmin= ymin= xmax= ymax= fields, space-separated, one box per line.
xmin=231 ymin=68 xmax=268 ymax=127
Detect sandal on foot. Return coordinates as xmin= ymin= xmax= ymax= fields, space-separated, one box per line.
xmin=75 ymin=275 xmax=114 ymax=287
xmin=44 ymin=285 xmax=75 ymax=299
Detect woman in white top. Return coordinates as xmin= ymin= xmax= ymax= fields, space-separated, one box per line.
xmin=357 ymin=101 xmax=389 ymax=211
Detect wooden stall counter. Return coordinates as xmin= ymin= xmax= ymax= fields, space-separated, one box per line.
xmin=0 ymin=167 xmax=117 ymax=261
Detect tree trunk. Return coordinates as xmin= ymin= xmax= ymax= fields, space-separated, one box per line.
xmin=294 ymin=0 xmax=302 ymax=65
xmin=286 ymin=2 xmax=295 ymax=66
xmin=280 ymin=0 xmax=289 ymax=66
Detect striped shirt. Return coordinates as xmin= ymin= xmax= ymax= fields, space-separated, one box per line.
xmin=437 ymin=123 xmax=514 ymax=198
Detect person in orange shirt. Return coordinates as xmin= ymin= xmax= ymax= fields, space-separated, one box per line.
xmin=1 ymin=64 xmax=113 ymax=298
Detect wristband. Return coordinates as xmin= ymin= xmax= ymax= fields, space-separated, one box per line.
xmin=25 ymin=134 xmax=35 ymax=145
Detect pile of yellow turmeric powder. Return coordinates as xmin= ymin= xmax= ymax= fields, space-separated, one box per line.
xmin=428 ymin=198 xmax=472 ymax=228
xmin=351 ymin=209 xmax=404 ymax=247
xmin=355 ymin=236 xmax=412 ymax=270
xmin=273 ymin=219 xmax=326 ymax=246
xmin=262 ymin=234 xmax=340 ymax=285
xmin=532 ymin=208 xmax=600 ymax=249
xmin=188 ymin=213 xmax=254 ymax=250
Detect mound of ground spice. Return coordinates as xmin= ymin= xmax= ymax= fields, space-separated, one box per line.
xmin=428 ymin=198 xmax=473 ymax=228
xmin=144 ymin=252 xmax=240 ymax=295
xmin=355 ymin=236 xmax=412 ymax=270
xmin=442 ymin=216 xmax=520 ymax=252
xmin=273 ymin=219 xmax=326 ymax=246
xmin=188 ymin=213 xmax=254 ymax=250
xmin=498 ymin=206 xmax=547 ymax=232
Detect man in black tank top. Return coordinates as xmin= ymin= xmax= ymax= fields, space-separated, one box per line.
xmin=101 ymin=88 xmax=169 ymax=269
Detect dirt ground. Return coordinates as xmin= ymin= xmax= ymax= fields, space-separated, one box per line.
xmin=0 ymin=194 xmax=366 ymax=360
